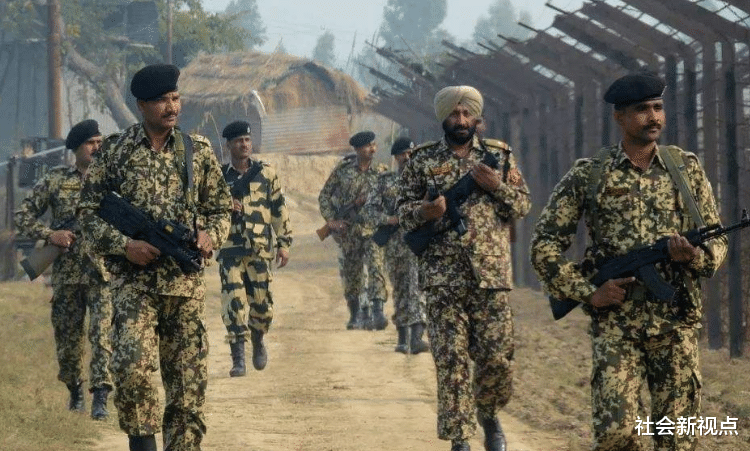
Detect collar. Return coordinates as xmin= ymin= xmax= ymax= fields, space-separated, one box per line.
xmin=615 ymin=142 xmax=666 ymax=170
xmin=439 ymin=134 xmax=481 ymax=156
xmin=229 ymin=158 xmax=256 ymax=174
xmin=136 ymin=123 xmax=176 ymax=150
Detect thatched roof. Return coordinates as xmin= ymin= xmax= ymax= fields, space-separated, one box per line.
xmin=180 ymin=51 xmax=369 ymax=114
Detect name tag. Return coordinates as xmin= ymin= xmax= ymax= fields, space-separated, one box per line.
xmin=604 ymin=187 xmax=630 ymax=196
xmin=429 ymin=164 xmax=451 ymax=176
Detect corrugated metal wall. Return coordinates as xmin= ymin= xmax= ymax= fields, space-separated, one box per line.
xmin=260 ymin=106 xmax=351 ymax=154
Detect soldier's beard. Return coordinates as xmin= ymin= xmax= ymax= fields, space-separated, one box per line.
xmin=443 ymin=121 xmax=476 ymax=145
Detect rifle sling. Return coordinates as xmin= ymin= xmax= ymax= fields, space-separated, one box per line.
xmin=224 ymin=161 xmax=263 ymax=198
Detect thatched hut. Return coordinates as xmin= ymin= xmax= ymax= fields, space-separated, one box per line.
xmin=179 ymin=51 xmax=396 ymax=160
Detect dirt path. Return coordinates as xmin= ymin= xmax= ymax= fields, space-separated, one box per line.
xmin=92 ymin=190 xmax=567 ymax=450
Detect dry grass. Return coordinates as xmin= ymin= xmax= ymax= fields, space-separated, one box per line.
xmin=0 ymin=281 xmax=102 ymax=451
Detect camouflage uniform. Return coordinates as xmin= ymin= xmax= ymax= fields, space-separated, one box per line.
xmin=14 ymin=166 xmax=113 ymax=394
xmin=318 ymin=154 xmax=388 ymax=322
xmin=396 ymin=136 xmax=531 ymax=440
xmin=530 ymin=144 xmax=727 ymax=451
xmin=363 ymin=171 xmax=426 ymax=327
xmin=78 ymin=124 xmax=232 ymax=450
xmin=217 ymin=159 xmax=292 ymax=342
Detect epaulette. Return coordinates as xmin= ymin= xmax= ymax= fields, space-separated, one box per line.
xmin=343 ymin=153 xmax=357 ymax=161
xmin=482 ymin=138 xmax=510 ymax=152
xmin=189 ymin=133 xmax=211 ymax=146
xmin=411 ymin=141 xmax=438 ymax=154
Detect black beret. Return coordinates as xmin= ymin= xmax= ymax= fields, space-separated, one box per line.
xmin=130 ymin=64 xmax=180 ymax=100
xmin=390 ymin=137 xmax=414 ymax=155
xmin=349 ymin=131 xmax=375 ymax=148
xmin=65 ymin=119 xmax=100 ymax=150
xmin=604 ymin=73 xmax=665 ymax=107
xmin=222 ymin=121 xmax=252 ymax=141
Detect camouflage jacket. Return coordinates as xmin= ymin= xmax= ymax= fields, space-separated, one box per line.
xmin=15 ymin=166 xmax=105 ymax=286
xmin=318 ymin=154 xmax=388 ymax=238
xmin=362 ymin=170 xmax=399 ymax=230
xmin=217 ymin=159 xmax=293 ymax=261
xmin=78 ymin=124 xmax=232 ymax=298
xmin=530 ymin=144 xmax=728 ymax=336
xmin=396 ymin=136 xmax=531 ymax=289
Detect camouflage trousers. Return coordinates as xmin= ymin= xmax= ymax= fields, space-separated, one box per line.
xmin=384 ymin=236 xmax=425 ymax=326
xmin=51 ymin=281 xmax=113 ymax=391
xmin=110 ymin=284 xmax=208 ymax=451
xmin=591 ymin=326 xmax=701 ymax=451
xmin=338 ymin=232 xmax=387 ymax=310
xmin=424 ymin=285 xmax=514 ymax=441
xmin=218 ymin=256 xmax=273 ymax=343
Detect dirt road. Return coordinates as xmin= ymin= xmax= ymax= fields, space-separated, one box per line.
xmin=92 ymin=228 xmax=567 ymax=451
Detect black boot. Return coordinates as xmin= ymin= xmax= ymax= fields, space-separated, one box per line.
xmin=346 ymin=298 xmax=362 ymax=330
xmin=229 ymin=341 xmax=246 ymax=377
xmin=129 ymin=434 xmax=157 ymax=451
xmin=479 ymin=413 xmax=507 ymax=451
xmin=451 ymin=439 xmax=471 ymax=451
xmin=409 ymin=323 xmax=430 ymax=354
xmin=360 ymin=306 xmax=373 ymax=331
xmin=395 ymin=326 xmax=409 ymax=353
xmin=66 ymin=381 xmax=85 ymax=412
xmin=90 ymin=387 xmax=110 ymax=420
xmin=371 ymin=300 xmax=389 ymax=330
xmin=250 ymin=329 xmax=267 ymax=370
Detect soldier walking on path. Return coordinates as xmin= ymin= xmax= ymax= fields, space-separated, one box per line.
xmin=15 ymin=119 xmax=114 ymax=420
xmin=216 ymin=120 xmax=292 ymax=376
xmin=530 ymin=73 xmax=727 ymax=451
xmin=396 ymin=86 xmax=531 ymax=451
xmin=78 ymin=64 xmax=232 ymax=451
xmin=363 ymin=137 xmax=429 ymax=354
xmin=318 ymin=131 xmax=389 ymax=330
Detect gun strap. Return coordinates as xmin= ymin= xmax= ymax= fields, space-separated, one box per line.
xmin=587 ymin=147 xmax=616 ymax=245
xmin=174 ymin=132 xmax=195 ymax=211
xmin=661 ymin=145 xmax=705 ymax=228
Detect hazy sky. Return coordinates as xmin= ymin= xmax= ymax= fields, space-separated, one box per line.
xmin=201 ymin=0 xmax=585 ymax=66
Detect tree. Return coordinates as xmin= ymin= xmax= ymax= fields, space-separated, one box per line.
xmin=1 ymin=0 xmax=248 ymax=129
xmin=224 ymin=0 xmax=267 ymax=49
xmin=312 ymin=31 xmax=336 ymax=67
xmin=379 ymin=0 xmax=448 ymax=53
xmin=472 ymin=0 xmax=533 ymax=45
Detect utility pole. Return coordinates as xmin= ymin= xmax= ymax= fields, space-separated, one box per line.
xmin=47 ymin=0 xmax=63 ymax=138
xmin=166 ymin=0 xmax=173 ymax=64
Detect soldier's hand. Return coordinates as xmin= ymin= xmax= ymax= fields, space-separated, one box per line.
xmin=328 ymin=219 xmax=348 ymax=233
xmin=196 ymin=230 xmax=214 ymax=259
xmin=590 ymin=277 xmax=635 ymax=309
xmin=419 ymin=194 xmax=446 ymax=221
xmin=470 ymin=163 xmax=501 ymax=192
xmin=276 ymin=248 xmax=290 ymax=268
xmin=668 ymin=233 xmax=698 ymax=263
xmin=232 ymin=198 xmax=243 ymax=213
xmin=49 ymin=230 xmax=76 ymax=249
xmin=125 ymin=239 xmax=161 ymax=266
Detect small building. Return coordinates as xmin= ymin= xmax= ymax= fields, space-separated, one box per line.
xmin=179 ymin=50 xmax=397 ymax=162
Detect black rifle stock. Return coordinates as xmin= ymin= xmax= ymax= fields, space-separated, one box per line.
xmin=20 ymin=217 xmax=77 ymax=280
xmin=549 ymin=210 xmax=750 ymax=320
xmin=404 ymin=152 xmax=499 ymax=256
xmin=97 ymin=191 xmax=203 ymax=274
xmin=372 ymin=224 xmax=399 ymax=246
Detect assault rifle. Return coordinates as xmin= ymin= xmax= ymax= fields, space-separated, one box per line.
xmin=403 ymin=152 xmax=500 ymax=256
xmin=227 ymin=162 xmax=263 ymax=222
xmin=549 ymin=210 xmax=750 ymax=320
xmin=20 ymin=217 xmax=77 ymax=281
xmin=97 ymin=191 xmax=203 ymax=274
xmin=372 ymin=224 xmax=399 ymax=246
xmin=316 ymin=193 xmax=364 ymax=241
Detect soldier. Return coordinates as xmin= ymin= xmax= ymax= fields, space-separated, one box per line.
xmin=78 ymin=64 xmax=232 ymax=451
xmin=396 ymin=86 xmax=531 ymax=451
xmin=530 ymin=73 xmax=727 ymax=451
xmin=216 ymin=120 xmax=292 ymax=377
xmin=318 ymin=131 xmax=389 ymax=330
xmin=15 ymin=119 xmax=113 ymax=420
xmin=363 ymin=137 xmax=428 ymax=354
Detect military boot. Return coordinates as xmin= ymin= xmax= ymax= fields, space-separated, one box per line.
xmin=250 ymin=329 xmax=267 ymax=370
xmin=360 ymin=306 xmax=373 ymax=330
xmin=128 ymin=434 xmax=158 ymax=451
xmin=451 ymin=439 xmax=471 ymax=451
xmin=478 ymin=413 xmax=507 ymax=451
xmin=371 ymin=300 xmax=389 ymax=330
xmin=229 ymin=341 xmax=247 ymax=377
xmin=346 ymin=298 xmax=362 ymax=330
xmin=395 ymin=326 xmax=409 ymax=354
xmin=66 ymin=381 xmax=85 ymax=412
xmin=90 ymin=387 xmax=110 ymax=420
xmin=409 ymin=323 xmax=430 ymax=354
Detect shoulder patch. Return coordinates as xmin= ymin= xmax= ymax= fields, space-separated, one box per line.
xmin=482 ymin=138 xmax=510 ymax=152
